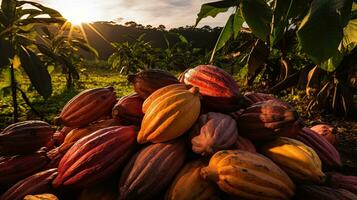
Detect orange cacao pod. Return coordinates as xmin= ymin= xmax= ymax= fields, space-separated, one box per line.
xmin=296 ymin=127 xmax=341 ymax=169
xmin=53 ymin=126 xmax=137 ymax=188
xmin=326 ymin=172 xmax=357 ymax=194
xmin=234 ymin=136 xmax=256 ymax=153
xmin=0 ymin=120 xmax=54 ymax=155
xmin=127 ymin=69 xmax=179 ymax=99
xmin=24 ymin=194 xmax=58 ymax=200
xmin=112 ymin=93 xmax=144 ymax=124
xmin=190 ymin=112 xmax=238 ymax=156
xmin=0 ymin=149 xmax=49 ymax=187
xmin=310 ymin=124 xmax=337 ymax=146
xmin=237 ymin=100 xmax=303 ymax=140
xmin=1 ymin=168 xmax=58 ymax=200
xmin=58 ymin=118 xmax=124 ymax=153
xmin=119 ymin=140 xmax=186 ymax=200
xmin=166 ymin=160 xmax=221 ymax=200
xmin=295 ymin=185 xmax=357 ymax=200
xmin=52 ymin=126 xmax=72 ymax=146
xmin=180 ymin=65 xmax=247 ymax=112
xmin=55 ymin=87 xmax=117 ymax=128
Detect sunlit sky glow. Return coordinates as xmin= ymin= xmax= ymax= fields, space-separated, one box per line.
xmin=33 ymin=0 xmax=231 ymax=28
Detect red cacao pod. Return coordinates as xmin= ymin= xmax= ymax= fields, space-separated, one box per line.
xmin=0 ymin=149 xmax=49 ymax=188
xmin=119 ymin=140 xmax=186 ymax=200
xmin=243 ymin=92 xmax=277 ymax=105
xmin=112 ymin=93 xmax=144 ymax=124
xmin=127 ymin=69 xmax=179 ymax=99
xmin=190 ymin=112 xmax=238 ymax=156
xmin=55 ymin=87 xmax=117 ymax=128
xmin=52 ymin=127 xmax=72 ymax=146
xmin=310 ymin=124 xmax=337 ymax=146
xmin=1 ymin=168 xmax=58 ymax=200
xmin=295 ymin=185 xmax=357 ymax=200
xmin=237 ymin=100 xmax=303 ymax=140
xmin=53 ymin=126 xmax=137 ymax=188
xmin=0 ymin=120 xmax=54 ymax=155
xmin=234 ymin=136 xmax=256 ymax=153
xmin=326 ymin=172 xmax=357 ymax=194
xmin=296 ymin=127 xmax=341 ymax=169
xmin=45 ymin=147 xmax=65 ymax=169
xmin=180 ymin=65 xmax=247 ymax=112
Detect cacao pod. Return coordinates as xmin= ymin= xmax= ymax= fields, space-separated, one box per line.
xmin=24 ymin=194 xmax=59 ymax=200
xmin=180 ymin=65 xmax=247 ymax=112
xmin=112 ymin=93 xmax=144 ymax=124
xmin=53 ymin=126 xmax=137 ymax=188
xmin=1 ymin=168 xmax=58 ymax=200
xmin=261 ymin=137 xmax=325 ymax=183
xmin=127 ymin=69 xmax=179 ymax=99
xmin=55 ymin=87 xmax=117 ymax=128
xmin=296 ymin=127 xmax=341 ymax=169
xmin=58 ymin=118 xmax=124 ymax=153
xmin=52 ymin=126 xmax=72 ymax=146
xmin=237 ymin=100 xmax=303 ymax=140
xmin=45 ymin=147 xmax=64 ymax=169
xmin=295 ymin=185 xmax=357 ymax=200
xmin=0 ymin=149 xmax=49 ymax=187
xmin=119 ymin=140 xmax=186 ymax=200
xmin=310 ymin=124 xmax=337 ymax=146
xmin=138 ymin=86 xmax=200 ymax=143
xmin=190 ymin=112 xmax=238 ymax=156
xmin=78 ymin=178 xmax=118 ymax=200
xmin=234 ymin=136 xmax=256 ymax=153
xmin=326 ymin=172 xmax=357 ymax=194
xmin=0 ymin=120 xmax=54 ymax=155
xmin=200 ymin=150 xmax=295 ymax=200
xmin=243 ymin=92 xmax=277 ymax=105
xmin=166 ymin=160 xmax=221 ymax=200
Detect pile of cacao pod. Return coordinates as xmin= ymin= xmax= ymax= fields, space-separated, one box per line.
xmin=1 ymin=65 xmax=356 ymax=200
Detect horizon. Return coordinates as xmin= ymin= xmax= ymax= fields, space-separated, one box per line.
xmin=32 ymin=0 xmax=231 ymax=28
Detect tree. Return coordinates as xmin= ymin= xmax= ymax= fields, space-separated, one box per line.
xmin=158 ymin=24 xmax=166 ymax=31
xmin=0 ymin=0 xmax=65 ymax=122
xmin=124 ymin=21 xmax=137 ymax=27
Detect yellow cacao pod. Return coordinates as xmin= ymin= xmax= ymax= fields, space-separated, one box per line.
xmin=261 ymin=137 xmax=325 ymax=183
xmin=200 ymin=150 xmax=295 ymax=200
xmin=138 ymin=85 xmax=200 ymax=143
xmin=166 ymin=160 xmax=221 ymax=200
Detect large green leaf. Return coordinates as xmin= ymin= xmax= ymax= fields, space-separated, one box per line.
xmin=196 ymin=0 xmax=237 ymax=26
xmin=17 ymin=17 xmax=65 ymax=26
xmin=210 ymin=13 xmax=235 ymax=62
xmin=17 ymin=9 xmax=43 ymax=19
xmin=247 ymin=39 xmax=269 ymax=76
xmin=297 ymin=0 xmax=352 ymax=64
xmin=342 ymin=19 xmax=357 ymax=47
xmin=17 ymin=1 xmax=62 ymax=17
xmin=1 ymin=0 xmax=16 ymax=22
xmin=270 ymin=0 xmax=294 ymax=47
xmin=71 ymin=40 xmax=99 ymax=58
xmin=319 ymin=50 xmax=344 ymax=72
xmin=233 ymin=10 xmax=244 ymax=39
xmin=240 ymin=0 xmax=272 ymax=42
xmin=18 ymin=45 xmax=52 ymax=98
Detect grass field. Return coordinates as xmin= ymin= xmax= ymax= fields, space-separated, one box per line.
xmin=0 ymin=70 xmax=133 ymax=128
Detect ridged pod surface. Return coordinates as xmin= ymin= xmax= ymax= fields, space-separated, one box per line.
xmin=166 ymin=160 xmax=221 ymax=200
xmin=138 ymin=85 xmax=200 ymax=143
xmin=310 ymin=124 xmax=337 ymax=146
xmin=295 ymin=185 xmax=357 ymax=200
xmin=0 ymin=149 xmax=49 ymax=187
xmin=119 ymin=140 xmax=186 ymax=200
xmin=0 ymin=120 xmax=54 ymax=154
xmin=1 ymin=168 xmax=58 ymax=200
xmin=56 ymin=87 xmax=117 ymax=128
xmin=46 ymin=147 xmax=65 ymax=169
xmin=200 ymin=150 xmax=295 ymax=200
xmin=24 ymin=194 xmax=59 ymax=200
xmin=180 ymin=65 xmax=247 ymax=112
xmin=58 ymin=118 xmax=124 ymax=153
xmin=261 ymin=137 xmax=325 ymax=183
xmin=237 ymin=100 xmax=303 ymax=140
xmin=234 ymin=136 xmax=256 ymax=153
xmin=52 ymin=126 xmax=73 ymax=146
xmin=127 ymin=69 xmax=179 ymax=99
xmin=326 ymin=172 xmax=357 ymax=194
xmin=53 ymin=126 xmax=137 ymax=188
xmin=296 ymin=127 xmax=341 ymax=169
xmin=112 ymin=93 xmax=144 ymax=124
xmin=243 ymin=92 xmax=277 ymax=105
xmin=190 ymin=112 xmax=238 ymax=156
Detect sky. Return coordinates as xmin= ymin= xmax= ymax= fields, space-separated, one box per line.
xmin=32 ymin=0 xmax=232 ymax=28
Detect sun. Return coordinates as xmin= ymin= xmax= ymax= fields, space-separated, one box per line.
xmin=51 ymin=0 xmax=100 ymax=25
